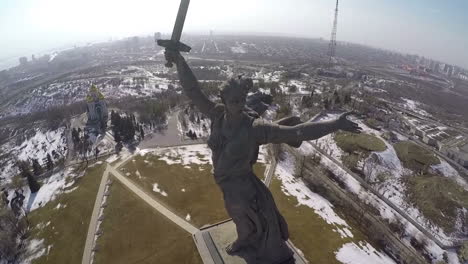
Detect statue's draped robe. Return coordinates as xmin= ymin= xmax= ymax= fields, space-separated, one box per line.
xmin=207 ymin=104 xmax=294 ymax=264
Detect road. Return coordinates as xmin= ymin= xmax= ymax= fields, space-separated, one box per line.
xmin=263 ymin=144 xmax=277 ymax=188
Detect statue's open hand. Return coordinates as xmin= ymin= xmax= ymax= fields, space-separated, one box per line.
xmin=164 ymin=49 xmax=183 ymax=65
xmin=337 ymin=112 xmax=362 ymax=133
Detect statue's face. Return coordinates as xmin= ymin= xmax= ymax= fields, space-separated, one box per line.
xmin=224 ymin=91 xmax=246 ymax=115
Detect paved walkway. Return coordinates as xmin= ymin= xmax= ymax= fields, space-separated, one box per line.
xmin=81 ymin=142 xmax=275 ymax=264
xmin=107 ymin=165 xmax=199 ymax=235
xmin=81 ymin=166 xmax=110 ymax=264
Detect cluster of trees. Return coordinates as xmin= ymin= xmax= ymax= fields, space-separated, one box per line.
xmin=0 ymin=203 xmax=29 ymax=263
xmin=192 ymin=67 xmax=224 ymax=81
xmin=110 ymin=111 xmax=145 ymax=146
xmin=16 ymin=160 xmax=41 ymax=194
xmin=137 ymin=100 xmax=168 ymax=126
xmin=180 ymin=106 xmax=209 ymax=140
xmin=186 ymin=130 xmax=198 ymax=140
xmin=71 ymin=127 xmax=93 ymax=163
xmin=200 ymin=81 xmax=222 ymax=98
xmin=280 ymin=71 xmax=302 ymax=82
xmin=273 ymin=93 xmax=292 ymax=120
xmin=108 ymin=91 xmax=181 ymax=127
xmin=321 ymin=90 xmax=353 ymax=110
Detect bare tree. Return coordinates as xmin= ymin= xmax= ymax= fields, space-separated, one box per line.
xmin=0 ymin=206 xmax=29 ymax=263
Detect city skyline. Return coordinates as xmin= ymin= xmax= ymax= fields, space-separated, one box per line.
xmin=1 ymin=0 xmax=467 ymax=68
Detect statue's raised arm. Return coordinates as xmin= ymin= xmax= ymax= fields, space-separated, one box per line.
xmin=254 ymin=112 xmax=362 ymax=146
xmin=165 ymin=50 xmax=215 ymax=116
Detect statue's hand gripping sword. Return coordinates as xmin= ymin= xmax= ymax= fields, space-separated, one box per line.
xmin=157 ymin=0 xmax=191 ymax=67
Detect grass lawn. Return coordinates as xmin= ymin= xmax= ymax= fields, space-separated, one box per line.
xmin=121 ymin=150 xmax=266 ymax=228
xmin=406 ymin=174 xmax=468 ymax=234
xmin=94 ymin=179 xmax=202 ymax=264
xmin=269 ymin=177 xmax=370 ymax=264
xmin=394 ymin=141 xmax=440 ymax=172
xmin=334 ymin=132 xmax=387 ymax=170
xmin=29 ymin=163 xmax=106 ymax=264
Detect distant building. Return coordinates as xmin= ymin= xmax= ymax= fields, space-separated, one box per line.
xmin=458 ymin=73 xmax=468 ymax=81
xmin=448 ymin=66 xmax=453 ymax=77
xmin=86 ymin=84 xmax=108 ymax=134
xmin=19 ymin=57 xmax=28 ymax=66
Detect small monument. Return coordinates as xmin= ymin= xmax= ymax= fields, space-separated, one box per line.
xmin=86 ymin=84 xmax=108 ymax=134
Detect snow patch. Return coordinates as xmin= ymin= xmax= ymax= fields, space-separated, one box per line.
xmin=335 ymin=242 xmax=396 ymax=264
xmin=275 ymin=151 xmax=353 ymax=238
xmin=152 ymin=183 xmax=168 ymax=196
xmin=21 ymin=239 xmax=46 ymax=264
xmin=431 ymin=159 xmax=468 ymax=190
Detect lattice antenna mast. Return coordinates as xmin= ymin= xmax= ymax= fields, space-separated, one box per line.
xmin=328 ymin=0 xmax=339 ymax=66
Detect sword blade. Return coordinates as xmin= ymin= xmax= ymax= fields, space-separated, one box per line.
xmin=171 ymin=0 xmax=190 ymax=42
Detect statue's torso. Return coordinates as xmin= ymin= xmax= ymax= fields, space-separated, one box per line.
xmin=207 ymin=106 xmax=259 ymax=185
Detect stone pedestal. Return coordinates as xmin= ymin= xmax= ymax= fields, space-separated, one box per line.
xmin=193 ymin=220 xmax=307 ymax=264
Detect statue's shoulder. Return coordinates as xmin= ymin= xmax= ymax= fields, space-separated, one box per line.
xmin=209 ymin=103 xmax=225 ymax=119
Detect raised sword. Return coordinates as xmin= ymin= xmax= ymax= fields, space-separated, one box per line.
xmin=157 ymin=0 xmax=192 ymax=67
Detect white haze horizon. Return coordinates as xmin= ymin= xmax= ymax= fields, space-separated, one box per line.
xmin=0 ymin=30 xmax=464 ymax=72
xmin=1 ymin=0 xmax=467 ymax=69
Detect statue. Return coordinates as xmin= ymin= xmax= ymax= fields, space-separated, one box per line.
xmin=166 ymin=51 xmax=360 ymax=263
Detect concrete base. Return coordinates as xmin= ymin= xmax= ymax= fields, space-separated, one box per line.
xmin=193 ymin=220 xmax=307 ymax=264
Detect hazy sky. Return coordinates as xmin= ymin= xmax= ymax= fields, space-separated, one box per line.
xmin=1 ymin=0 xmax=467 ymax=68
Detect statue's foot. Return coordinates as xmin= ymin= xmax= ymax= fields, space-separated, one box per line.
xmin=225 ymin=240 xmax=245 ymax=255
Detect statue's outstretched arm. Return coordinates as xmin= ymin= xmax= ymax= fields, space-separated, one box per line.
xmin=254 ymin=113 xmax=361 ymax=144
xmin=166 ymin=50 xmax=215 ymax=116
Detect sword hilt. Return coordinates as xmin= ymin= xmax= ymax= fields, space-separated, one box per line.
xmin=157 ymin=39 xmax=192 ymax=68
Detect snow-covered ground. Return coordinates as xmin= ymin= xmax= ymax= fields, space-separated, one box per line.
xmin=400 ymin=98 xmax=431 ymax=117
xmin=275 ymin=151 xmax=353 ymax=238
xmin=140 ymin=144 xmax=212 ymax=168
xmin=275 ymin=149 xmax=397 ymax=263
xmin=299 ymin=141 xmax=460 ymax=263
xmin=3 ymin=64 xmax=174 ymax=117
xmin=0 ymin=127 xmax=68 ymax=186
xmin=431 ymin=159 xmax=468 ymax=191
xmin=5 ymin=167 xmax=79 ymax=212
xmin=295 ymin=113 xmax=465 ymax=263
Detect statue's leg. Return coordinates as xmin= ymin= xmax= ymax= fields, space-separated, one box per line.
xmin=225 ymin=202 xmax=256 ymax=254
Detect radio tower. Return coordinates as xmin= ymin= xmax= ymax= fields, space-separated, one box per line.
xmin=328 ymin=0 xmax=339 ymax=66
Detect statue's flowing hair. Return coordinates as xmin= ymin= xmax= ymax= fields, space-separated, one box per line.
xmin=220 ymin=76 xmax=253 ymax=103
xmin=208 ymin=76 xmax=254 ymax=151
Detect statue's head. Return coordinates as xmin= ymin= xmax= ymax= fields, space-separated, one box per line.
xmin=221 ymin=77 xmax=253 ymax=115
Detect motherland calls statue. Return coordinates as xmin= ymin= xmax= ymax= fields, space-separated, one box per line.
xmin=166 ymin=50 xmax=361 ymax=264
